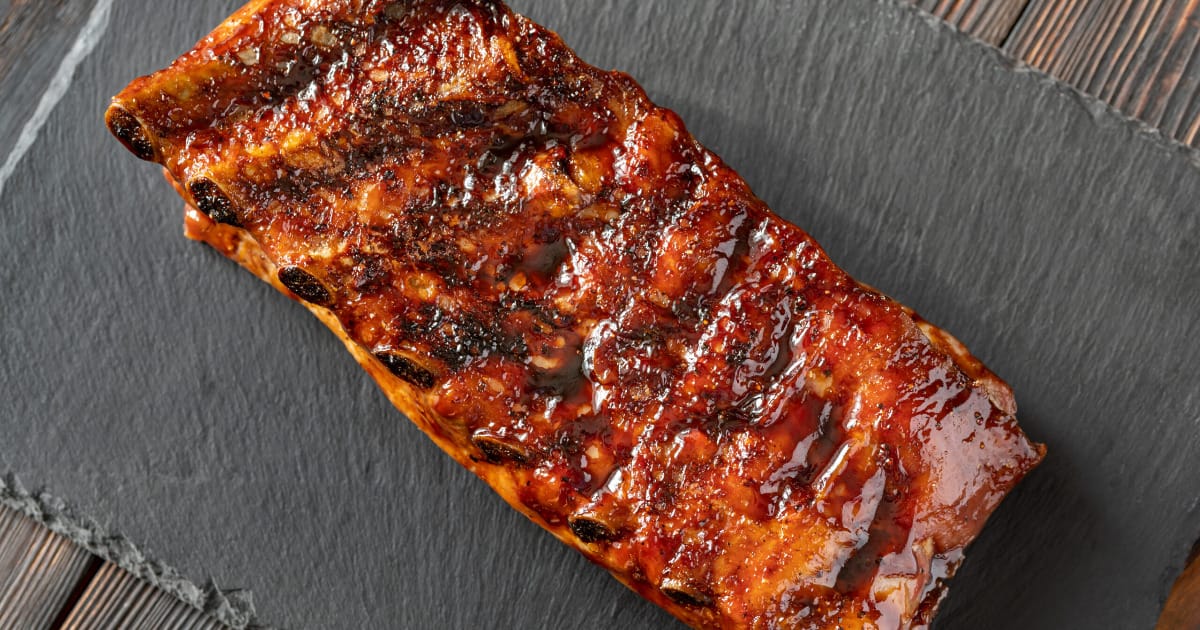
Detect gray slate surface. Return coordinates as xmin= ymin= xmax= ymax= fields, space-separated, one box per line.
xmin=2 ymin=0 xmax=1199 ymax=628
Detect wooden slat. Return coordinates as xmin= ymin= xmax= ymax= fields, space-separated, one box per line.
xmin=57 ymin=562 xmax=226 ymax=630
xmin=0 ymin=505 xmax=228 ymax=630
xmin=909 ymin=0 xmax=1033 ymax=45
xmin=0 ymin=507 xmax=97 ymax=629
xmin=917 ymin=0 xmax=1200 ymax=146
xmin=1004 ymin=0 xmax=1200 ymax=146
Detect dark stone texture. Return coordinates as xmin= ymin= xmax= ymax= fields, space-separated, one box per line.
xmin=0 ymin=475 xmax=252 ymax=628
xmin=1 ymin=0 xmax=1198 ymax=628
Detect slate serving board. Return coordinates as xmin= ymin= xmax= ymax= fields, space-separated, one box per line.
xmin=2 ymin=0 xmax=1199 ymax=628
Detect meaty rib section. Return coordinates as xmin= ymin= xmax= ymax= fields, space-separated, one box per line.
xmin=107 ymin=1 xmax=1044 ymax=628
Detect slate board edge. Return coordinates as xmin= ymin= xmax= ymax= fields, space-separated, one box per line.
xmin=0 ymin=1 xmax=1196 ymax=628
xmin=883 ymin=0 xmax=1200 ymax=172
xmin=888 ymin=0 xmax=1200 ymax=608
xmin=0 ymin=473 xmax=258 ymax=629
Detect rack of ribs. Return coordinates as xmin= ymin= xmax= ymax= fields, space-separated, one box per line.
xmin=105 ymin=1 xmax=1044 ymax=627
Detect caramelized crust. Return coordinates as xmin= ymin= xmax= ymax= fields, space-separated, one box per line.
xmin=108 ymin=2 xmax=1044 ymax=627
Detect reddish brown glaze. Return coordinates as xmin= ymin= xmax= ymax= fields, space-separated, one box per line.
xmin=107 ymin=2 xmax=1044 ymax=628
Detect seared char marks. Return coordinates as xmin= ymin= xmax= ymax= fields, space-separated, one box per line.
xmin=107 ymin=1 xmax=1044 ymax=628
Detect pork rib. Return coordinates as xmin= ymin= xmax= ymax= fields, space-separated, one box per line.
xmin=106 ymin=1 xmax=1044 ymax=627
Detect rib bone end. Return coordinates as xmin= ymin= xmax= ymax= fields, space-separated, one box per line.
xmin=105 ymin=104 xmax=157 ymax=162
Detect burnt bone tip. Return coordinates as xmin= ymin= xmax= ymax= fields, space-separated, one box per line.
xmin=105 ymin=105 xmax=157 ymax=162
xmin=660 ymin=579 xmax=714 ymax=608
xmin=373 ymin=351 xmax=436 ymax=389
xmin=568 ymin=515 xmax=617 ymax=543
xmin=188 ymin=179 xmax=242 ymax=227
xmin=470 ymin=433 xmax=530 ymax=465
xmin=278 ymin=266 xmax=334 ymax=306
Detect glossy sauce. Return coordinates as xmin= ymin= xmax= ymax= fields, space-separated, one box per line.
xmin=108 ymin=2 xmax=1045 ymax=628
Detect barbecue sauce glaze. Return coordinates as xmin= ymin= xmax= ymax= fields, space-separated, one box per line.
xmin=109 ymin=2 xmax=1044 ymax=627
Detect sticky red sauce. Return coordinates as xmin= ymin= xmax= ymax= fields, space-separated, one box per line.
xmin=110 ymin=2 xmax=1044 ymax=627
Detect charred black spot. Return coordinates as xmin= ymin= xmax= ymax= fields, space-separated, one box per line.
xmin=498 ymin=293 xmax=540 ymax=312
xmin=661 ymin=580 xmax=713 ymax=608
xmin=106 ymin=107 xmax=156 ymax=161
xmin=569 ymin=515 xmax=617 ymax=543
xmin=763 ymin=322 xmax=797 ymax=382
xmin=534 ymin=224 xmax=562 ymax=244
xmin=530 ymin=351 xmax=584 ymax=398
xmin=491 ymin=132 xmax=524 ymax=152
xmin=521 ymin=236 xmax=569 ymax=281
xmin=502 ymin=73 xmax=528 ymax=94
xmin=706 ymin=407 xmax=752 ymax=436
xmin=449 ymin=103 xmax=486 ymax=127
xmin=269 ymin=55 xmax=322 ymax=98
xmin=476 ymin=150 xmax=504 ymax=177
xmin=351 ymin=254 xmax=390 ymax=292
xmin=724 ymin=342 xmax=751 ymax=367
xmin=374 ymin=352 xmax=436 ymax=389
xmin=471 ymin=433 xmax=530 ymax=465
xmin=423 ymin=309 xmax=527 ymax=369
xmin=554 ymin=415 xmax=612 ymax=456
xmin=430 ymin=182 xmax=456 ymax=207
xmin=552 ymin=429 xmax=582 ymax=456
xmin=419 ymin=240 xmax=469 ymax=286
xmin=573 ymin=129 xmax=610 ymax=150
xmin=278 ymin=266 xmax=333 ymax=306
xmin=189 ymin=179 xmax=241 ymax=227
xmin=386 ymin=212 xmax=433 ymax=252
xmin=670 ymin=293 xmax=707 ymax=324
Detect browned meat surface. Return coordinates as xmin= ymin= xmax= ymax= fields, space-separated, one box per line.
xmin=106 ymin=1 xmax=1044 ymax=627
